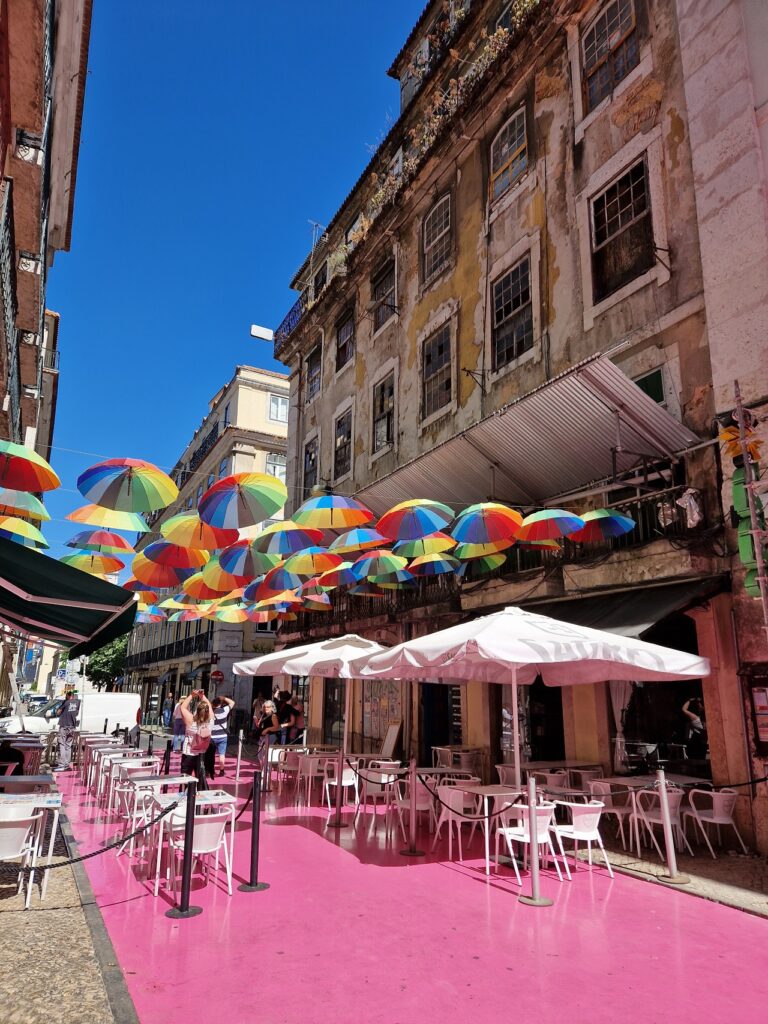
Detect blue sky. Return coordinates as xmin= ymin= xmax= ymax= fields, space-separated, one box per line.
xmin=42 ymin=0 xmax=424 ymax=560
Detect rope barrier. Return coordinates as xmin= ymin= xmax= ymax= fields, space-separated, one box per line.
xmin=234 ymin=785 xmax=254 ymax=821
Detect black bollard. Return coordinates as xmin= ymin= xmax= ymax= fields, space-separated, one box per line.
xmin=238 ymin=768 xmax=270 ymax=892
xmin=147 ymin=733 xmax=154 ymax=756
xmin=103 ymin=718 xmax=108 ymax=734
xmin=166 ymin=779 xmax=203 ymax=919
xmin=163 ymin=739 xmax=172 ymax=775
xmin=135 ymin=727 xmax=141 ymax=749
xmin=123 ymin=726 xmax=130 ymax=745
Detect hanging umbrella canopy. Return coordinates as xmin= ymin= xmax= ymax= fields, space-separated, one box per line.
xmin=0 ymin=489 xmax=49 ymax=521
xmin=168 ymin=608 xmax=208 ymax=622
xmin=317 ymin=561 xmax=357 ymax=589
xmin=348 ymin=582 xmax=388 ymax=597
xmin=352 ymin=550 xmax=407 ymax=579
xmin=181 ymin=572 xmax=225 ymax=601
xmin=456 ymin=553 xmax=507 ymax=579
xmin=201 ymin=553 xmax=249 ymax=591
xmin=245 ymin=608 xmax=279 ymax=624
xmin=453 ymin=538 xmax=515 ymax=559
xmin=516 ymin=508 xmax=584 ymax=541
xmin=0 ymin=516 xmax=48 ymax=548
xmin=253 ymin=589 xmax=300 ymax=610
xmin=0 ymin=531 xmax=43 ymax=549
xmin=214 ymin=587 xmax=250 ymax=607
xmin=219 ymin=539 xmax=281 ymax=578
xmin=66 ymin=529 xmax=135 ymax=555
xmin=283 ymin=547 xmax=343 ymax=577
xmin=251 ymin=520 xmax=324 ymax=556
xmin=393 ymin=532 xmax=456 ymax=557
xmin=137 ymin=609 xmax=166 ymax=624
xmin=369 ymin=567 xmax=415 ymax=586
xmin=129 ymin=588 xmax=159 ymax=604
xmin=301 ymin=593 xmax=333 ymax=612
xmin=66 ymin=504 xmax=150 ymax=533
xmin=160 ymin=512 xmax=239 ymax=550
xmin=251 ymin=564 xmax=304 ymax=599
xmin=0 ymin=439 xmax=60 ymax=491
xmin=136 ymin=602 xmax=167 ymax=618
xmin=159 ymin=593 xmax=214 ymax=611
xmin=133 ymin=552 xmax=189 ymax=588
xmin=198 ymin=472 xmax=287 ymax=530
xmin=568 ymin=508 xmax=636 ymax=543
xmin=233 ymin=634 xmax=387 ymax=677
xmin=207 ymin=605 xmax=250 ymax=623
xmin=329 ymin=527 xmax=389 ymax=555
xmin=292 ymin=493 xmax=374 ymax=529
xmin=60 ymin=552 xmax=125 ymax=575
xmin=77 ymin=457 xmax=178 ymax=513
xmin=123 ymin=577 xmax=155 ymax=593
xmin=377 ymin=499 xmax=455 ymax=542
xmin=451 ymin=503 xmax=523 ymax=545
xmin=408 ymin=553 xmax=460 ymax=577
xmin=299 ymin=577 xmax=330 ymax=598
xmin=143 ymin=540 xmax=210 ymax=569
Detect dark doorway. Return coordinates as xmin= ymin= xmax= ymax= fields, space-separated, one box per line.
xmin=419 ymin=684 xmax=462 ymax=765
xmin=527 ymin=679 xmax=565 ymax=762
xmin=323 ymin=679 xmax=344 ymax=746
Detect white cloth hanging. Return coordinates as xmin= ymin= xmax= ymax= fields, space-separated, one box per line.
xmin=609 ymin=679 xmax=634 ymax=771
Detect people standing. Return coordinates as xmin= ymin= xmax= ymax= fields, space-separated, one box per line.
xmin=53 ymin=687 xmax=81 ymax=772
xmin=682 ymin=697 xmax=707 ymax=758
xmin=289 ymin=695 xmax=305 ymax=742
xmin=210 ymin=695 xmax=235 ymax=777
xmin=255 ymin=700 xmax=280 ymax=762
xmin=179 ymin=689 xmax=213 ymax=790
xmin=171 ymin=697 xmax=186 ymax=753
xmin=162 ymin=693 xmax=173 ymax=730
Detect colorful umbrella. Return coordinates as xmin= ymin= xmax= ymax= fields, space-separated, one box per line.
xmin=298 ymin=577 xmax=330 ymax=598
xmin=0 ymin=439 xmax=60 ymax=491
xmin=0 ymin=516 xmax=48 ymax=547
xmin=329 ymin=528 xmax=388 ymax=555
xmin=276 ymin=611 xmax=299 ymax=623
xmin=516 ymin=509 xmax=585 ymax=541
xmin=370 ymin=569 xmax=415 ymax=587
xmin=453 ymin=538 xmax=516 ymax=559
xmin=516 ymin=539 xmax=562 ymax=551
xmin=317 ymin=562 xmax=358 ymax=589
xmin=301 ymin=593 xmax=333 ymax=612
xmin=254 ymin=589 xmax=300 ymax=609
xmin=348 ymin=582 xmax=388 ymax=598
xmin=143 ymin=540 xmax=210 ymax=569
xmin=137 ymin=610 xmax=167 ymax=624
xmin=377 ymin=499 xmax=455 ymax=542
xmin=393 ymin=532 xmax=456 ymax=557
xmin=451 ymin=503 xmax=523 ymax=544
xmin=160 ymin=513 xmax=239 ymax=550
xmin=60 ymin=552 xmax=125 ymax=575
xmin=168 ymin=608 xmax=208 ymax=623
xmin=133 ymin=552 xmax=190 ymax=588
xmin=282 ymin=547 xmax=343 ymax=577
xmin=408 ymin=553 xmax=460 ymax=577
xmin=567 ymin=508 xmax=636 ymax=543
xmin=218 ymin=540 xmax=281 ymax=578
xmin=456 ymin=553 xmax=508 ymax=579
xmin=198 ymin=472 xmax=287 ymax=530
xmin=123 ymin=577 xmax=156 ymax=593
xmin=292 ymin=494 xmax=374 ymax=529
xmin=245 ymin=608 xmax=279 ymax=624
xmin=202 ymin=553 xmax=249 ymax=592
xmin=207 ymin=606 xmax=250 ymax=624
xmin=181 ymin=572 xmax=226 ymax=601
xmin=159 ymin=594 xmax=214 ymax=611
xmin=251 ymin=520 xmax=323 ymax=556
xmin=77 ymin=457 xmax=178 ymax=513
xmin=66 ymin=529 xmax=135 ymax=555
xmin=66 ymin=504 xmax=150 ymax=533
xmin=248 ymin=565 xmax=304 ymax=600
xmin=213 ymin=587 xmax=250 ymax=608
xmin=0 ymin=530 xmax=45 ymax=549
xmin=130 ymin=589 xmax=159 ymax=604
xmin=0 ymin=489 xmax=49 ymax=521
xmin=137 ymin=602 xmax=167 ymax=617
xmin=352 ymin=550 xmax=407 ymax=579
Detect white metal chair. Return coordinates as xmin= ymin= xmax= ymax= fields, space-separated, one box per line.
xmin=682 ymin=788 xmax=748 ymax=858
xmin=568 ymin=767 xmax=603 ymax=791
xmin=532 ymin=770 xmax=569 ymax=793
xmin=431 ymin=784 xmax=477 ymax=860
xmin=552 ymin=800 xmax=613 ymax=878
xmin=433 ymin=747 xmax=453 ymax=769
xmin=0 ymin=811 xmax=43 ymax=909
xmin=495 ymin=801 xmax=564 ymax=883
xmin=276 ymin=748 xmax=304 ymax=797
xmin=496 ymin=764 xmax=518 ymax=785
xmin=296 ymin=753 xmax=327 ymax=805
xmin=633 ymin=788 xmax=693 ymax=860
xmin=393 ymin=778 xmax=437 ymax=841
xmin=165 ymin=808 xmax=233 ymax=896
xmin=323 ymin=757 xmax=359 ymax=810
xmin=589 ymin=780 xmax=632 ymax=849
xmin=354 ymin=761 xmax=399 ymax=833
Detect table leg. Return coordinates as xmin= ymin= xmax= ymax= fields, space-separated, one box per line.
xmin=40 ymin=808 xmax=59 ymax=900
xmin=484 ymin=796 xmax=490 ymax=876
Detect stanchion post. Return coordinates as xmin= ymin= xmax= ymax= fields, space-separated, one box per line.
xmin=327 ymin=746 xmax=348 ymax=829
xmin=166 ymin=779 xmax=203 ymax=918
xmin=400 ymin=759 xmax=425 ymax=857
xmin=163 ymin=739 xmax=172 ymax=775
xmin=519 ymin=775 xmax=553 ymax=907
xmin=123 ymin=727 xmax=129 ymax=744
xmin=147 ymin=733 xmax=154 ymax=756
xmin=235 ymin=729 xmax=243 ymax=783
xmin=135 ymin=727 xmax=141 ymax=749
xmin=103 ymin=718 xmax=108 ymax=735
xmin=656 ymin=769 xmax=690 ymax=885
xmin=239 ymin=768 xmax=270 ymax=892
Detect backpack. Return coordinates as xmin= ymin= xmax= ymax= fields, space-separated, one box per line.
xmin=189 ymin=721 xmax=212 ymax=754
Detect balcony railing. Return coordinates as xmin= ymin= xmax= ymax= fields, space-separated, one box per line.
xmin=125 ymin=631 xmax=212 ymax=670
xmin=188 ymin=421 xmax=219 ymax=471
xmin=41 ymin=346 xmax=59 ymax=371
xmin=274 ymin=291 xmax=308 ymax=352
xmin=0 ymin=178 xmax=20 ymax=440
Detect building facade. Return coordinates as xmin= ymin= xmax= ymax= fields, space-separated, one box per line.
xmin=273 ymin=0 xmax=768 ymax=850
xmin=123 ymin=365 xmax=290 ymax=726
xmin=0 ymin=0 xmax=91 ymax=453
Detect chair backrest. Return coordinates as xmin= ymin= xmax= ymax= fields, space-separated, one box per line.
xmin=0 ymin=813 xmax=40 ymax=858
xmin=496 ymin=764 xmax=517 ymax=785
xmin=515 ymin=802 xmax=556 ymax=841
xmin=691 ymin=787 xmax=737 ymax=820
xmin=123 ymin=760 xmax=159 ymax=779
xmin=436 ymin=784 xmax=466 ymax=818
xmin=563 ymin=800 xmax=604 ymax=838
xmin=570 ymin=768 xmax=603 ymax=789
xmin=434 ymin=747 xmax=453 ymax=769
xmin=183 ymin=809 xmax=229 ymax=855
xmin=0 ymin=762 xmax=17 ymax=777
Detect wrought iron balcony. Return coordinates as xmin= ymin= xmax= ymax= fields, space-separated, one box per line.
xmin=0 ymin=178 xmax=20 ymax=439
xmin=274 ymin=291 xmax=308 ymax=354
xmin=189 ymin=421 xmax=219 ymax=471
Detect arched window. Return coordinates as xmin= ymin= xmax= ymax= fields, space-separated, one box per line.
xmin=490 ymin=108 xmax=527 ymax=201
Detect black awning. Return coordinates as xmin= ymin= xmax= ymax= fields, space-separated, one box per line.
xmin=527 ymin=577 xmax=727 ymax=638
xmin=0 ymin=536 xmax=137 ymax=656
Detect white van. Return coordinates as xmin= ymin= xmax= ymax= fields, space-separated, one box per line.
xmin=0 ymin=692 xmax=141 ymax=736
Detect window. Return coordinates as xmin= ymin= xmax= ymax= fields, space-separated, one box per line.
xmin=423 ymin=194 xmax=451 ymax=281
xmin=186 ymin=496 xmax=193 ymax=510
xmin=490 ymin=109 xmax=527 ymax=201
xmin=582 ymin=0 xmax=640 ymax=113
xmin=634 ymin=368 xmax=666 ymax=406
xmin=266 ymin=452 xmax=287 ymax=484
xmin=371 ymin=259 xmax=396 ymax=332
xmin=269 ymin=393 xmax=289 ymax=422
xmin=334 ymin=409 xmax=352 ymax=480
xmin=335 ymin=309 xmax=355 ymax=371
xmin=207 ymin=473 xmax=215 ymax=490
xmin=313 ymin=261 xmax=327 ymax=298
xmin=305 ymin=344 xmax=322 ymax=403
xmin=372 ymin=373 xmax=395 ymax=453
xmin=345 ymin=212 xmax=363 ymax=249
xmin=388 ymin=148 xmax=403 ymax=179
xmin=218 ymin=457 xmax=229 ymax=479
xmin=492 ymin=256 xmax=534 ymax=369
xmin=590 ymin=158 xmax=654 ymax=302
xmin=422 ymin=324 xmax=452 ymax=420
xmin=303 ymin=437 xmax=319 ymax=497
xmin=222 ymin=402 xmax=231 ymax=427
xmin=196 ymin=484 xmax=203 ymax=504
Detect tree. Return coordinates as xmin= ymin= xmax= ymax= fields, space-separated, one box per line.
xmin=85 ymin=635 xmax=128 ymax=691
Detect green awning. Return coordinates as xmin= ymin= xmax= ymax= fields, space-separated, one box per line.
xmin=0 ymin=536 xmax=137 ymax=656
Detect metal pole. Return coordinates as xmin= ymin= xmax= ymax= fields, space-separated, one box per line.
xmin=135 ymin=727 xmax=141 ymax=749
xmin=166 ymin=779 xmax=203 ymax=918
xmin=656 ymin=769 xmax=690 ymax=885
xmin=328 ymin=679 xmax=351 ymax=829
xmin=239 ymin=768 xmax=270 ymax=892
xmin=511 ymin=667 xmax=521 ymax=789
xmin=235 ymin=729 xmax=243 ymax=783
xmin=519 ymin=776 xmax=553 ymax=907
xmin=123 ymin=726 xmax=129 ymax=745
xmin=147 ymin=733 xmax=154 ymax=756
xmin=400 ymin=758 xmax=425 ymax=857
xmin=163 ymin=739 xmax=172 ymax=775
xmin=103 ymin=718 xmax=108 ymax=734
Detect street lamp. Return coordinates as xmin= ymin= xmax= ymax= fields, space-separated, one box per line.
xmin=250 ymin=323 xmax=274 ymax=343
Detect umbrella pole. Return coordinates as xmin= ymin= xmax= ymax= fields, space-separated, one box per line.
xmin=512 ymin=667 xmax=521 ymax=790
xmin=400 ymin=757 xmax=425 ymax=857
xmin=327 ymin=678 xmax=350 ymax=828
xmin=656 ymin=769 xmax=690 ymax=886
xmin=518 ymin=776 xmax=553 ymax=908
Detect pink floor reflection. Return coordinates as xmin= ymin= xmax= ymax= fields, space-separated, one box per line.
xmin=60 ymin=757 xmax=768 ymax=1024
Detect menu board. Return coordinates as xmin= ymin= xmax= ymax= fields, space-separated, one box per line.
xmin=363 ymin=680 xmax=402 ymax=741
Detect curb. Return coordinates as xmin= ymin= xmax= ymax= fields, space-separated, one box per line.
xmin=59 ymin=813 xmax=140 ymax=1024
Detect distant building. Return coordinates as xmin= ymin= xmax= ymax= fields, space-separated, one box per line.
xmin=0 ymin=0 xmax=92 ymax=454
xmin=123 ymin=365 xmax=290 ymax=721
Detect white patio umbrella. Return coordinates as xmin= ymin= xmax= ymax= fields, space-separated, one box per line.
xmin=232 ymin=634 xmax=381 ymax=678
xmin=350 ymin=606 xmax=710 ymax=789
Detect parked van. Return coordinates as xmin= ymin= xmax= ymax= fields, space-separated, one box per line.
xmin=0 ymin=692 xmax=140 ymax=736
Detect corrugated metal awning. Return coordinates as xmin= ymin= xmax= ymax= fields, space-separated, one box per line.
xmin=356 ymin=355 xmax=700 ymax=513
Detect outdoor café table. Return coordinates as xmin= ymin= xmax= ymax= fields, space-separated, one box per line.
xmin=0 ymin=791 xmax=62 ymax=899
xmin=87 ymin=745 xmax=132 ymax=791
xmin=522 ymin=759 xmax=602 ymax=774
xmin=93 ymin=747 xmax=136 ymax=798
xmin=118 ymin=774 xmax=196 ymax=856
xmin=151 ymin=788 xmax=237 ymax=896
xmin=105 ymin=755 xmax=159 ymax=811
xmin=0 ymin=774 xmax=56 ymax=792
xmin=453 ymin=782 xmax=523 ymax=876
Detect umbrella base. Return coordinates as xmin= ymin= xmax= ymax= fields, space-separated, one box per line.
xmin=518 ymin=895 xmax=553 ymax=907
xmin=399 ymin=847 xmax=426 ymax=857
xmin=238 ymin=882 xmax=270 ymax=893
xmin=166 ymin=905 xmax=203 ymax=919
xmin=326 ymin=818 xmax=348 ymax=829
xmin=658 ymin=873 xmax=691 ymax=886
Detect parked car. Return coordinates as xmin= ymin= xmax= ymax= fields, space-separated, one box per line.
xmin=25 ymin=695 xmax=50 ymax=711
xmin=0 ymin=692 xmax=140 ymax=736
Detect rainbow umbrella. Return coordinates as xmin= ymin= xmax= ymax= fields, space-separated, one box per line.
xmin=371 ymin=571 xmax=416 ymax=589
xmin=219 ymin=540 xmax=281 ymax=578
xmin=122 ymin=577 xmax=156 ymax=593
xmin=0 ymin=516 xmax=48 ymax=548
xmin=66 ymin=504 xmax=150 ymax=533
xmin=0 ymin=530 xmax=45 ymax=549
xmin=301 ymin=593 xmax=333 ymax=612
xmin=60 ymin=552 xmax=125 ymax=575
xmin=298 ymin=577 xmax=330 ymax=598
xmin=183 ymin=572 xmax=232 ymax=602
xmin=451 ymin=503 xmax=523 ymax=544
xmin=456 ymin=553 xmax=508 ymax=579
xmin=137 ymin=602 xmax=167 ymax=616
xmin=393 ymin=532 xmax=456 ymax=557
xmin=0 ymin=439 xmax=60 ymax=491
xmin=567 ymin=508 xmax=636 ymax=543
xmin=352 ymin=550 xmax=407 ymax=579
xmin=292 ymin=494 xmax=374 ymax=530
xmin=160 ymin=513 xmax=239 ymax=550
xmin=516 ymin=539 xmax=562 ymax=551
xmin=317 ymin=562 xmax=358 ymax=589
xmin=143 ymin=540 xmax=210 ymax=569
xmin=137 ymin=610 xmax=167 ymax=624
xmin=251 ymin=520 xmax=323 ymax=556
xmin=131 ymin=589 xmax=159 ymax=604
xmin=408 ymin=553 xmax=460 ymax=577
xmin=378 ymin=499 xmax=455 ymax=542
xmin=77 ymin=458 xmax=178 ymax=513
xmin=202 ymin=553 xmax=249 ymax=591
xmin=159 ymin=594 xmax=214 ymax=610
xmin=198 ymin=472 xmax=287 ymax=530
xmin=133 ymin=552 xmax=190 ymax=588
xmin=66 ymin=529 xmax=135 ymax=555
xmin=0 ymin=489 xmax=49 ymax=521
xmin=276 ymin=611 xmax=299 ymax=623
xmin=348 ymin=582 xmax=388 ymax=598
xmin=254 ymin=589 xmax=300 ymax=609
xmin=453 ymin=538 xmax=516 ymax=559
xmin=516 ymin=509 xmax=585 ymax=541
xmin=207 ymin=606 xmax=250 ymax=624
xmin=168 ymin=608 xmax=207 ymax=623
xmin=214 ymin=587 xmax=250 ymax=607
xmin=283 ymin=547 xmax=343 ymax=577
xmin=245 ymin=608 xmax=279 ymax=624
xmin=249 ymin=566 xmax=303 ymax=600
xmin=329 ymin=528 xmax=388 ymax=555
